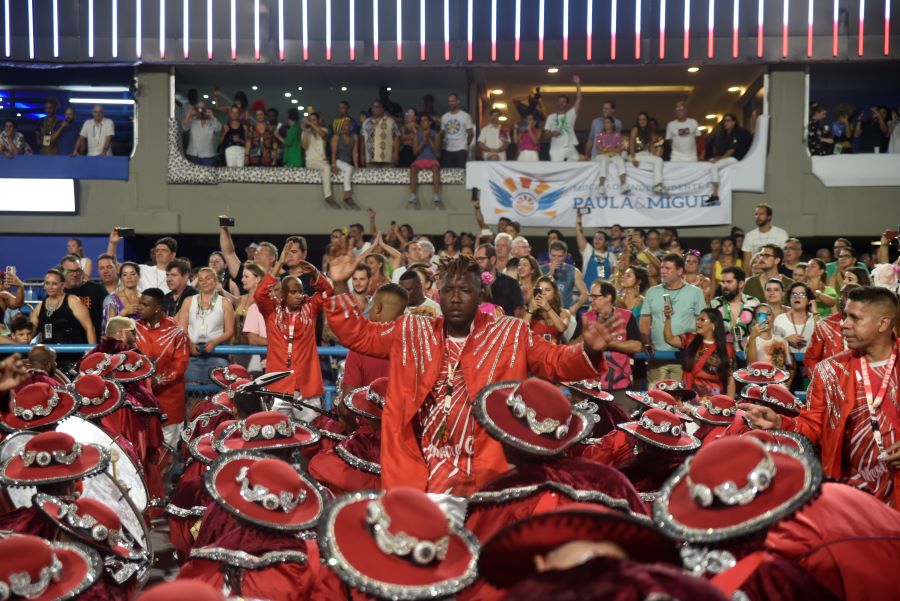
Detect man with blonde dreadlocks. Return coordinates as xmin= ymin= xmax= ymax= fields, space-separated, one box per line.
xmin=325 ymin=241 xmax=617 ymax=496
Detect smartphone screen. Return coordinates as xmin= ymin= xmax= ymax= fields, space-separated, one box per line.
xmin=757 ymin=311 xmax=769 ymax=325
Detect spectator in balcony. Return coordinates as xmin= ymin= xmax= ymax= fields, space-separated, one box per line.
xmin=377 ymin=85 xmax=403 ymax=119
xmin=629 ymin=112 xmax=665 ymax=194
xmin=0 ymin=119 xmax=32 ymax=158
xmin=441 ymin=93 xmax=474 ymax=168
xmin=163 ymin=259 xmax=197 ymax=317
xmin=853 ymin=105 xmax=890 ymax=153
xmin=541 ymin=240 xmax=588 ymax=314
xmin=516 ymin=255 xmax=541 ymax=306
xmin=704 ymin=113 xmax=752 ymax=206
xmin=742 ymin=203 xmax=788 ymax=264
xmin=544 ymin=75 xmax=582 ymax=162
xmin=181 ymin=101 xmax=221 ymax=166
xmin=804 ymin=258 xmax=838 ymax=318
xmin=663 ymin=306 xmax=735 ymax=398
xmin=807 ymin=103 xmax=835 ymax=156
xmin=890 ymin=105 xmax=900 ymax=153
xmin=75 ymin=105 xmax=114 ymax=157
xmin=66 ymin=238 xmax=93 ymax=278
xmin=665 ymin=101 xmax=701 ymax=162
xmin=594 ymin=116 xmax=629 ymax=194
xmin=477 ymin=108 xmax=510 ymax=161
xmin=331 ymin=100 xmax=359 ymax=135
xmin=617 ymin=265 xmax=649 ymax=317
xmin=35 ymin=99 xmax=64 ymax=155
xmin=419 ymin=93 xmax=441 ymax=130
xmin=584 ymin=100 xmax=622 ymax=159
xmin=299 ymin=111 xmax=336 ymax=205
xmin=211 ymin=88 xmax=250 ymax=124
xmin=177 ymin=267 xmax=235 ymax=384
xmin=515 ymin=113 xmax=542 ymax=161
xmin=831 ymin=107 xmax=854 ymax=154
xmin=61 ymin=254 xmax=106 ymax=338
xmin=103 ymin=261 xmax=141 ymax=332
xmin=408 ymin=114 xmax=443 ymax=205
xmin=361 ymin=100 xmax=400 ymax=166
xmin=525 ymin=276 xmax=572 ymax=344
xmin=96 ymin=253 xmax=119 ymax=296
xmin=330 ymin=118 xmax=359 ymax=208
xmin=221 ymin=105 xmax=249 ymax=168
xmin=31 ymin=268 xmax=96 ymax=347
xmin=246 ymin=108 xmax=278 ymax=166
xmin=55 ymin=107 xmax=80 ymax=156
xmin=397 ymin=108 xmax=418 ymax=167
xmin=773 ymin=282 xmax=817 ymax=353
xmin=278 ymin=107 xmax=304 ymax=168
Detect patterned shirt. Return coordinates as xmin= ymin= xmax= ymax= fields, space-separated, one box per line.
xmin=417 ymin=335 xmax=476 ymax=495
xmin=361 ymin=116 xmax=400 ymax=163
xmin=844 ymin=362 xmax=898 ymax=504
xmin=0 ymin=130 xmax=32 ymax=154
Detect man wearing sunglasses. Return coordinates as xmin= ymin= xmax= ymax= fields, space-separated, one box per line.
xmin=60 ymin=254 xmax=107 ymax=338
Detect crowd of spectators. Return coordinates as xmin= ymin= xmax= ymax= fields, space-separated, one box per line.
xmin=0 ymin=99 xmax=117 ymax=157
xmin=807 ymin=101 xmax=900 ymax=155
xmin=2 ymin=202 xmax=898 ymax=401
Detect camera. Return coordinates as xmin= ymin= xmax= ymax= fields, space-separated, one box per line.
xmin=219 ymin=216 xmax=236 ymax=227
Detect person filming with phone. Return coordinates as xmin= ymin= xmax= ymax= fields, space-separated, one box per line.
xmin=524 ymin=276 xmax=572 ymax=344
xmin=182 ymin=100 xmax=222 ymax=166
xmin=746 ymin=303 xmax=794 ymax=387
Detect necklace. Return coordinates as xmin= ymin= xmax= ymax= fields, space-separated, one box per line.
xmin=44 ymin=295 xmax=63 ymax=317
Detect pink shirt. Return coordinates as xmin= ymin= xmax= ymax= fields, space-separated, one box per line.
xmin=242 ymin=303 xmax=267 ymax=338
xmin=596 ymin=131 xmax=622 ymax=154
xmin=519 ymin=128 xmax=541 ymax=152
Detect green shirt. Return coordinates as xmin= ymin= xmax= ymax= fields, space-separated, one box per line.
xmin=283 ymin=124 xmax=304 ymax=167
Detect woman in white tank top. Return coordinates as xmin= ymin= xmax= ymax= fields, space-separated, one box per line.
xmin=177 ymin=267 xmax=235 ymax=383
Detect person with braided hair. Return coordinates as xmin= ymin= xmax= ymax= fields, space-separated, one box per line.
xmin=325 ymin=241 xmax=617 ymax=496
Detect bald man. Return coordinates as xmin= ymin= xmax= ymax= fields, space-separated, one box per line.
xmin=744 ymin=286 xmax=900 ymax=509
xmin=16 ymin=345 xmax=62 ymax=392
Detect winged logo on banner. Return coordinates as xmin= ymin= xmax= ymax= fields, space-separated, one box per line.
xmin=489 ymin=176 xmax=565 ymax=218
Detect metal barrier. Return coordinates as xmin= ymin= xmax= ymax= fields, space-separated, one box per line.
xmin=0 ymin=345 xmax=808 ymax=404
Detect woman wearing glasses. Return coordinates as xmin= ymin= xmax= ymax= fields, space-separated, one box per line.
xmin=773 ymin=283 xmax=818 ymax=352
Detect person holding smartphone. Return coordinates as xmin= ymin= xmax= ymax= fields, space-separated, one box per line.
xmin=746 ymin=304 xmax=794 ymax=388
xmin=524 ymin=276 xmax=572 ymax=344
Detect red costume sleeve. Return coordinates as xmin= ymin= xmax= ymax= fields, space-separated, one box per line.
xmin=325 ymin=293 xmax=396 ymax=359
xmin=804 ymin=325 xmax=825 ymax=375
xmin=525 ymin=333 xmax=606 ymax=383
xmin=255 ymin=273 xmax=279 ymax=319
xmin=785 ymin=370 xmax=827 ymax=445
xmin=341 ymin=351 xmax=364 ymax=390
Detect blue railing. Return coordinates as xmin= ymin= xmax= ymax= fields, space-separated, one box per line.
xmin=0 ymin=345 xmax=808 ymax=405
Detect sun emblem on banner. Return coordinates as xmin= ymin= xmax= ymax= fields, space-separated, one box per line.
xmin=489 ymin=176 xmax=565 ymax=218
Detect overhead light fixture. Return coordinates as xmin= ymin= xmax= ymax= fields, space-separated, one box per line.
xmin=698 ymin=125 xmax=707 ymax=131
xmin=202 ymin=94 xmax=210 ymax=99
xmin=69 ymin=98 xmax=135 ymax=105
xmin=297 ymin=86 xmax=303 ymax=91
xmin=303 ymin=112 xmax=309 ymax=116
xmin=498 ymin=115 xmax=508 ymax=121
xmin=291 ymin=99 xmax=298 ymax=104
xmin=284 ymin=92 xmax=292 ymax=97
xmin=705 ymin=113 xmax=717 ymax=119
xmin=341 ymin=86 xmax=348 ymax=91
xmin=539 ymin=84 xmax=693 ymax=93
xmin=386 ymin=86 xmax=392 ymax=91
xmin=728 ymin=85 xmax=740 ymax=92
xmin=251 ymin=85 xmax=259 ymax=91
xmin=547 ymin=67 xmax=559 ymax=73
xmin=16 ymin=112 xmax=21 ymax=117
xmin=491 ymin=89 xmax=504 ymax=95
xmin=298 ymin=105 xmax=305 ymax=110
xmin=492 ymin=102 xmax=507 ymax=109
xmin=687 ymin=66 xmax=699 ymax=72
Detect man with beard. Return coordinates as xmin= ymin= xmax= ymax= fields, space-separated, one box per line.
xmin=742 ymin=203 xmax=789 ymax=266
xmin=709 ymin=266 xmax=760 ymax=354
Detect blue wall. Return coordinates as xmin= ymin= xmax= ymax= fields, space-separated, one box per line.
xmin=0 ymin=235 xmax=117 ymax=280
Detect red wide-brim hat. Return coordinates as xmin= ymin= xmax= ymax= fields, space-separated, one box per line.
xmin=0 ymin=389 xmax=79 ymax=433
xmin=0 ymin=443 xmax=109 ymax=486
xmin=208 ymin=391 xmax=236 ymax=412
xmin=318 ymin=490 xmax=479 ymax=601
xmin=108 ymin=353 xmax=156 ymax=383
xmin=73 ymin=379 xmax=125 ymax=420
xmin=335 ymin=435 xmax=382 ymax=475
xmin=617 ymin=421 xmax=701 ymax=452
xmin=742 ymin=430 xmax=812 ymax=454
xmin=205 ymin=452 xmax=324 ymax=531
xmin=35 ymin=494 xmax=147 ymax=562
xmin=188 ymin=432 xmax=219 ymax=465
xmin=208 ymin=364 xmax=251 ymax=389
xmin=214 ymin=419 xmax=320 ymax=453
xmin=343 ymin=386 xmax=383 ymax=421
xmin=733 ymin=362 xmax=789 ymax=385
xmin=653 ymin=442 xmax=822 ymax=543
xmin=690 ymin=404 xmax=737 ymax=427
xmin=562 ymin=380 xmax=615 ymax=402
xmin=624 ymin=391 xmax=690 ymax=417
xmin=478 ymin=504 xmax=680 ymax=588
xmin=0 ymin=536 xmax=104 ymax=601
xmin=474 ymin=381 xmax=591 ymax=456
xmin=653 ymin=379 xmax=699 ymax=404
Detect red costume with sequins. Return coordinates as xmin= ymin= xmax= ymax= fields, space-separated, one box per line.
xmin=255 ymin=273 xmax=333 ymax=397
xmin=803 ymin=312 xmax=844 ymax=376
xmin=782 ymin=341 xmax=900 ymax=509
xmin=325 ymin=293 xmax=605 ymax=495
xmin=135 ymin=315 xmax=190 ymax=423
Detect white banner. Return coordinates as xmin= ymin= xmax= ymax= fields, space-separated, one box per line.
xmin=465 ymin=160 xmax=732 ymax=228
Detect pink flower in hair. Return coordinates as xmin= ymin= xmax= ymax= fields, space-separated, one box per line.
xmin=481 ymin=271 xmax=495 ymax=287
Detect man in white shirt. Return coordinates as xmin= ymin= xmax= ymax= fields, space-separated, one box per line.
xmin=181 ymin=101 xmax=222 ymax=166
xmin=398 ymin=271 xmax=443 ymax=317
xmin=440 ymin=93 xmax=474 ymax=168
xmin=76 ymin=105 xmax=114 ymax=156
xmin=476 ymin=108 xmax=510 ymax=160
xmin=741 ymin=203 xmax=789 ymax=265
xmin=545 ymin=75 xmax=582 ymax=162
xmin=584 ymin=99 xmax=623 ymax=158
xmin=107 ymin=229 xmax=176 ymax=293
xmin=664 ymin=101 xmax=700 ymax=162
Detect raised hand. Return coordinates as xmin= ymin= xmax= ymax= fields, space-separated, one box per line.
xmin=581 ymin=314 xmax=618 ymax=353
xmin=109 ymin=227 xmax=122 ymax=245
xmin=738 ymin=403 xmax=783 ymax=430
xmin=0 ymin=354 xmax=26 ymax=392
xmin=295 ymin=260 xmax=320 ymax=276
xmin=327 ymin=240 xmax=358 ymax=285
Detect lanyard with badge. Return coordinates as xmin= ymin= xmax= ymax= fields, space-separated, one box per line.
xmin=859 ymin=349 xmax=898 ymax=459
